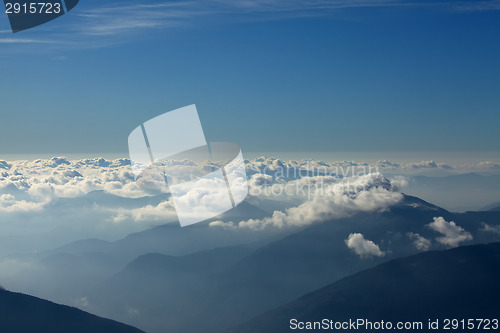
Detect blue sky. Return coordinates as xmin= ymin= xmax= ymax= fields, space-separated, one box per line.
xmin=0 ymin=0 xmax=499 ymax=155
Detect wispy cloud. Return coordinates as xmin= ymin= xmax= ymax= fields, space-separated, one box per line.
xmin=74 ymin=2 xmax=204 ymax=36
xmin=70 ymin=0 xmax=473 ymax=38
xmin=451 ymin=0 xmax=500 ymax=12
xmin=1 ymin=0 xmax=498 ymax=52
xmin=0 ymin=38 xmax=60 ymax=44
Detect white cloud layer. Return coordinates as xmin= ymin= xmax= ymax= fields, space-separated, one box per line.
xmin=210 ymin=173 xmax=403 ymax=230
xmin=0 ymin=155 xmax=498 ymax=228
xmin=0 ymin=157 xmax=155 ymax=203
xmin=112 ymin=200 xmax=177 ymax=223
xmin=426 ymin=216 xmax=473 ymax=247
xmin=0 ymin=194 xmax=45 ymax=213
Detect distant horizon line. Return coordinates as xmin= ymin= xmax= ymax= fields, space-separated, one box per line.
xmin=1 ymin=150 xmax=499 ymax=164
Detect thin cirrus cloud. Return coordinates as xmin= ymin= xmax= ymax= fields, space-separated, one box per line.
xmin=2 ymin=0 xmax=498 ymax=49
xmin=75 ymin=2 xmax=201 ymax=36
xmin=0 ymin=38 xmax=61 ymax=44
xmin=73 ymin=0 xmax=500 ymax=36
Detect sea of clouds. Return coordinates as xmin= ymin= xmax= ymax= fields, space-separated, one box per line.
xmin=0 ymin=155 xmax=499 ymax=254
xmin=0 ymin=155 xmax=498 ymax=216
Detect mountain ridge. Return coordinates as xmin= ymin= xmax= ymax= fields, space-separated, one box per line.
xmin=85 ymin=194 xmax=500 ymax=333
xmin=0 ymin=287 xmax=145 ymax=333
xmin=227 ymin=242 xmax=500 ymax=333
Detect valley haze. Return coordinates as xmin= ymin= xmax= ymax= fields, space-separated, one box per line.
xmin=0 ymin=154 xmax=499 ymax=332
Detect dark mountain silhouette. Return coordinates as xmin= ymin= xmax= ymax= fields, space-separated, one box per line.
xmin=86 ymin=195 xmax=500 ymax=333
xmin=229 ymin=242 xmax=500 ymax=333
xmin=0 ymin=288 xmax=144 ymax=333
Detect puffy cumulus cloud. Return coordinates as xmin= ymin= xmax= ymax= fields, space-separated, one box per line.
xmin=376 ymin=160 xmax=400 ymax=170
xmin=0 ymin=173 xmax=30 ymax=191
xmin=210 ymin=173 xmax=403 ymax=230
xmin=208 ymin=220 xmax=236 ymax=230
xmin=404 ymin=160 xmax=453 ymax=170
xmin=126 ymin=162 xmax=248 ymax=226
xmin=0 ymin=194 xmax=45 ymax=213
xmin=345 ymin=233 xmax=385 ymax=258
xmin=388 ymin=176 xmax=408 ymax=190
xmin=1 ymin=155 xmax=495 ymax=222
xmin=426 ymin=217 xmax=473 ymax=247
xmin=246 ymin=157 xmax=376 ymax=180
xmin=374 ymin=160 xmax=455 ymax=171
xmin=244 ymin=156 xmax=500 ymax=179
xmin=481 ymin=222 xmax=500 ymax=235
xmin=73 ymin=158 xmax=130 ymax=168
xmin=374 ymin=158 xmax=500 ymax=173
xmin=27 ymin=183 xmax=56 ymax=202
xmin=169 ymin=175 xmax=237 ymax=222
xmin=2 ymin=155 xmax=496 ymax=207
xmin=247 ymin=173 xmax=273 ymax=190
xmin=0 ymin=157 xmax=158 ymax=205
xmin=112 ymin=199 xmax=177 ymax=223
xmin=407 ymin=232 xmax=431 ymax=251
xmin=0 ymin=157 xmax=238 ymax=219
xmin=475 ymin=161 xmax=500 ymax=170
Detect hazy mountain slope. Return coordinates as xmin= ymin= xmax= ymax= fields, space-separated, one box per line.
xmin=87 ymin=195 xmax=500 ymax=333
xmin=192 ymin=195 xmax=500 ymax=331
xmin=404 ymin=173 xmax=500 ymax=212
xmin=47 ymin=200 xmax=273 ymax=259
xmin=50 ymin=190 xmax=171 ymax=210
xmin=87 ymin=242 xmax=265 ymax=333
xmin=229 ymin=242 xmax=500 ymax=333
xmin=0 ymin=288 xmax=145 ymax=333
xmin=2 ymin=199 xmax=285 ymax=307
